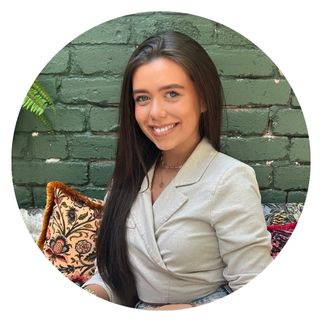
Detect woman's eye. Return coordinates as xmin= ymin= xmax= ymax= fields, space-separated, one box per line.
xmin=135 ymin=95 xmax=150 ymax=104
xmin=165 ymin=91 xmax=179 ymax=99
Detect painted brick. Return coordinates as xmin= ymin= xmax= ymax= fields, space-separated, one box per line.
xmin=47 ymin=105 xmax=87 ymax=131
xmin=89 ymin=162 xmax=115 ymax=186
xmin=75 ymin=186 xmax=107 ymax=201
xmin=274 ymin=166 xmax=310 ymax=190
xmin=290 ymin=138 xmax=310 ymax=162
xmin=71 ymin=45 xmax=135 ymax=75
xmin=287 ymin=191 xmax=307 ymax=203
xmin=221 ymin=108 xmax=269 ymax=135
xmin=250 ymin=164 xmax=272 ymax=188
xmin=59 ymin=78 xmax=121 ymax=104
xmin=89 ymin=107 xmax=119 ymax=132
xmin=12 ymin=160 xmax=88 ymax=185
xmin=35 ymin=76 xmax=58 ymax=101
xmin=12 ymin=134 xmax=28 ymax=158
xmin=215 ymin=24 xmax=254 ymax=46
xmin=69 ymin=135 xmax=117 ymax=159
xmin=72 ymin=16 xmax=132 ymax=44
xmin=220 ymin=136 xmax=289 ymax=161
xmin=12 ymin=133 xmax=68 ymax=159
xmin=260 ymin=190 xmax=287 ymax=203
xmin=291 ymin=94 xmax=300 ymax=107
xmin=41 ymin=48 xmax=69 ymax=74
xmin=14 ymin=109 xmax=50 ymax=132
xmin=271 ymin=107 xmax=308 ymax=135
xmin=27 ymin=134 xmax=68 ymax=159
xmin=205 ymin=47 xmax=274 ymax=77
xmin=222 ymin=79 xmax=291 ymax=106
xmin=33 ymin=186 xmax=46 ymax=208
xmin=129 ymin=13 xmax=216 ymax=45
xmin=16 ymin=106 xmax=86 ymax=133
xmin=13 ymin=185 xmax=32 ymax=208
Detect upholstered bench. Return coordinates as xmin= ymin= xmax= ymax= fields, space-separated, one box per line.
xmin=20 ymin=181 xmax=303 ymax=287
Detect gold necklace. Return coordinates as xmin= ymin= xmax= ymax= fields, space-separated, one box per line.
xmin=160 ymin=154 xmax=184 ymax=169
xmin=158 ymin=154 xmax=184 ymax=189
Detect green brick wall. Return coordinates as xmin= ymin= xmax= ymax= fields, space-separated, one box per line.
xmin=11 ymin=12 xmax=310 ymax=208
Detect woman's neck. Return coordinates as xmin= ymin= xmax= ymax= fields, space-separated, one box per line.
xmin=161 ymin=138 xmax=202 ymax=168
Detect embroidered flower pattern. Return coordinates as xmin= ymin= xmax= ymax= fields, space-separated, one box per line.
xmin=42 ymin=187 xmax=103 ymax=286
xmin=69 ymin=271 xmax=89 ymax=287
xmin=67 ymin=207 xmax=76 ymax=224
xmin=75 ymin=240 xmax=92 ymax=254
xmin=45 ymin=235 xmax=69 ymax=262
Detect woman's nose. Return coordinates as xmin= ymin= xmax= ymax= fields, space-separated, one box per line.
xmin=149 ymin=99 xmax=167 ymax=119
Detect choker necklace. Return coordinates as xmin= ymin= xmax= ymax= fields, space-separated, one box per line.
xmin=160 ymin=154 xmax=184 ymax=169
xmin=158 ymin=154 xmax=183 ymax=189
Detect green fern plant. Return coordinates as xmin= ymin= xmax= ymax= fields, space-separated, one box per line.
xmin=22 ymin=80 xmax=55 ymax=131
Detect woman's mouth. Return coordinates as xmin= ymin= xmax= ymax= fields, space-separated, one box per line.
xmin=150 ymin=123 xmax=178 ymax=136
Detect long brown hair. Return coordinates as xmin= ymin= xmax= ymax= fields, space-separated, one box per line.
xmin=96 ymin=31 xmax=224 ymax=307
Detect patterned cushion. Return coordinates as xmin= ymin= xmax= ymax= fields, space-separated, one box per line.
xmin=37 ymin=181 xmax=103 ymax=286
xmin=263 ymin=203 xmax=302 ymax=258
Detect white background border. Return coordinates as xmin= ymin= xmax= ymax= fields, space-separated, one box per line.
xmin=1 ymin=1 xmax=321 ymax=321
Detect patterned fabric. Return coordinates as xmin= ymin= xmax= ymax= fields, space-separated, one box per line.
xmin=263 ymin=203 xmax=302 ymax=258
xmin=37 ymin=182 xmax=103 ymax=286
xmin=263 ymin=203 xmax=302 ymax=225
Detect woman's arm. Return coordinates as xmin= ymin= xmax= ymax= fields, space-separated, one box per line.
xmin=82 ymin=269 xmax=117 ymax=302
xmin=83 ymin=284 xmax=110 ymax=300
xmin=210 ymin=164 xmax=273 ymax=291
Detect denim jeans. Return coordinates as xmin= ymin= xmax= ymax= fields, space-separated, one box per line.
xmin=135 ymin=285 xmax=232 ymax=309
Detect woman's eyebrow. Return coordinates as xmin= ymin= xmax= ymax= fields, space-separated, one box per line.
xmin=159 ymin=83 xmax=185 ymax=91
xmin=132 ymin=89 xmax=149 ymax=95
xmin=133 ymin=84 xmax=184 ymax=95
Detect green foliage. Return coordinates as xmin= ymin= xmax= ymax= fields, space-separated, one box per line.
xmin=22 ymin=80 xmax=55 ymax=131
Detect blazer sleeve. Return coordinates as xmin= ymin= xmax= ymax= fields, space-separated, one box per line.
xmin=210 ymin=163 xmax=273 ymax=291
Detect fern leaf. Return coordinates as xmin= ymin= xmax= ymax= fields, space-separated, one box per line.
xmin=33 ymin=80 xmax=54 ymax=105
xmin=21 ymin=80 xmax=56 ymax=132
xmin=22 ymin=80 xmax=54 ymax=115
xmin=23 ymin=96 xmax=44 ymax=115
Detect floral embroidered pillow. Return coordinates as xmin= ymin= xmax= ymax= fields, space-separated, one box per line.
xmin=37 ymin=181 xmax=104 ymax=286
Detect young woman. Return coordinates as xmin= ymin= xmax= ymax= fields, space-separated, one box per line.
xmin=82 ymin=31 xmax=273 ymax=309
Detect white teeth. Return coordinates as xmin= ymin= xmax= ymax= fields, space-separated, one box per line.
xmin=153 ymin=124 xmax=175 ymax=133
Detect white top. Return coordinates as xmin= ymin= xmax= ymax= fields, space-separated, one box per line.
xmin=83 ymin=138 xmax=273 ymax=305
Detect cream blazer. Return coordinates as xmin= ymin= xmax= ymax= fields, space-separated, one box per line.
xmin=84 ymin=138 xmax=273 ymax=305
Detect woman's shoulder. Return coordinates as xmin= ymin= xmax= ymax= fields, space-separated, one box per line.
xmin=197 ymin=138 xmax=255 ymax=179
xmin=209 ymin=150 xmax=255 ymax=178
xmin=215 ymin=151 xmax=252 ymax=167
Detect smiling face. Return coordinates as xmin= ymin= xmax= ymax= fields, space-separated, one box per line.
xmin=133 ymin=58 xmax=205 ymax=157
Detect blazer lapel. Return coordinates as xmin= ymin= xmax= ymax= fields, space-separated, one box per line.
xmin=153 ymin=138 xmax=218 ymax=230
xmin=174 ymin=138 xmax=218 ymax=188
xmin=131 ymin=163 xmax=169 ymax=268
xmin=153 ymin=184 xmax=188 ymax=231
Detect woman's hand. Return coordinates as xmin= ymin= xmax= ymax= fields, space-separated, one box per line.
xmin=148 ymin=303 xmax=197 ymax=310
xmin=83 ymin=284 xmax=110 ymax=301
